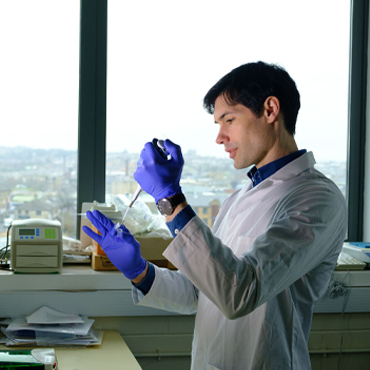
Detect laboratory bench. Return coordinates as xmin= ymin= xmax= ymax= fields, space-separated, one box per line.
xmin=0 ymin=330 xmax=142 ymax=370
xmin=0 ymin=265 xmax=369 ymax=370
xmin=0 ymin=265 xmax=167 ymax=318
xmin=56 ymin=330 xmax=141 ymax=369
xmin=0 ymin=265 xmax=369 ymax=318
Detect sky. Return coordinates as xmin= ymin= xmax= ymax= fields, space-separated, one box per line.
xmin=0 ymin=0 xmax=350 ymax=162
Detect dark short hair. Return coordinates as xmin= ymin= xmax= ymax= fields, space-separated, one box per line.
xmin=203 ymin=61 xmax=300 ymax=135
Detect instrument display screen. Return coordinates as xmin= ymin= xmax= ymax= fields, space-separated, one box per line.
xmin=19 ymin=229 xmax=35 ymax=236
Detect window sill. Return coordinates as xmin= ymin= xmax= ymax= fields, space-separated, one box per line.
xmin=0 ymin=264 xmax=131 ymax=292
xmin=0 ymin=266 xmax=368 ymax=317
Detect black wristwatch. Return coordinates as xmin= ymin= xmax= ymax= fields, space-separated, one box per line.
xmin=157 ymin=193 xmax=186 ymax=216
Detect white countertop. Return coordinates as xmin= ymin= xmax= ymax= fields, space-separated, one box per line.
xmin=0 ymin=264 xmax=132 ymax=291
xmin=0 ymin=265 xmax=368 ymax=316
xmin=0 ymin=265 xmax=368 ymax=292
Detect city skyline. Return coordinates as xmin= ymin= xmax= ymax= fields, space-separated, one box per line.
xmin=0 ymin=1 xmax=350 ymax=163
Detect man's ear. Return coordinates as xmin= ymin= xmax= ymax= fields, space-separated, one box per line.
xmin=263 ymin=96 xmax=280 ymax=123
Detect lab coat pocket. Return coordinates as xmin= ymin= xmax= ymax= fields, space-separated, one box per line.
xmin=206 ymin=364 xmax=223 ymax=370
xmin=234 ymin=235 xmax=256 ymax=258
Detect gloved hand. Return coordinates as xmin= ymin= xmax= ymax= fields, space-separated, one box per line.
xmin=134 ymin=139 xmax=184 ymax=203
xmin=82 ymin=210 xmax=147 ymax=280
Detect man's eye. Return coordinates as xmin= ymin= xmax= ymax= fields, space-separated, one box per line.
xmin=226 ymin=119 xmax=233 ymax=124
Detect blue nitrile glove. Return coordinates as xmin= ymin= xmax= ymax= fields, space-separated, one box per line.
xmin=82 ymin=210 xmax=147 ymax=280
xmin=134 ymin=139 xmax=184 ymax=203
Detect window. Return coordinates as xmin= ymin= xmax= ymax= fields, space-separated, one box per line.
xmin=0 ymin=1 xmax=80 ymax=238
xmin=1 ymin=1 xmax=364 ymax=241
xmin=106 ymin=0 xmax=350 ymax=221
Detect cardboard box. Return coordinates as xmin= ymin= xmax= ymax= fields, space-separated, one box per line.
xmin=91 ymin=252 xmax=118 ymax=271
xmin=91 ymin=237 xmax=176 ymax=271
xmin=91 ymin=225 xmax=106 ymax=255
xmin=137 ymin=237 xmax=172 ymax=260
xmin=137 ymin=237 xmax=176 ymax=270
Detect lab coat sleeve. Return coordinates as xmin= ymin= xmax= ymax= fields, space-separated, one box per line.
xmin=163 ymin=183 xmax=347 ymax=320
xmin=132 ymin=264 xmax=198 ymax=315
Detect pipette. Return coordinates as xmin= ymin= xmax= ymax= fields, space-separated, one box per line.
xmin=119 ymin=184 xmax=142 ymax=225
xmin=115 ymin=139 xmax=171 ymax=232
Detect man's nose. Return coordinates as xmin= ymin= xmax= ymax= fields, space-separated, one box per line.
xmin=216 ymin=127 xmax=228 ymax=145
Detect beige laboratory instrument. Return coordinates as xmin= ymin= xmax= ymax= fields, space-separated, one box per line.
xmin=11 ymin=219 xmax=63 ymax=273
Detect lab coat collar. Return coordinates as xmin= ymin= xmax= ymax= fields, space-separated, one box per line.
xmin=247 ymin=149 xmax=307 ymax=187
xmin=267 ymin=151 xmax=316 ymax=182
xmin=244 ymin=151 xmax=316 ymax=192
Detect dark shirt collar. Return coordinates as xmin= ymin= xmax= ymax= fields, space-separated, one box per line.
xmin=247 ymin=149 xmax=307 ymax=187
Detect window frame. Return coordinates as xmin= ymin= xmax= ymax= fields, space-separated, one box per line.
xmin=347 ymin=0 xmax=369 ymax=241
xmin=77 ymin=0 xmax=107 ymax=236
xmin=77 ymin=0 xmax=368 ymax=240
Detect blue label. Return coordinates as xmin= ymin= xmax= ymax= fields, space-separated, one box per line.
xmin=349 ymin=242 xmax=370 ymax=248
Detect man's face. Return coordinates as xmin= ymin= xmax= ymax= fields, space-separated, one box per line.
xmin=214 ymin=95 xmax=273 ymax=169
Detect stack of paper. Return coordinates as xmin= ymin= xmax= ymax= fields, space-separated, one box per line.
xmin=0 ymin=306 xmax=103 ymax=347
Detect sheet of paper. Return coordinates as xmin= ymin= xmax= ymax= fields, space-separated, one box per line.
xmin=7 ymin=317 xmax=94 ymax=336
xmin=2 ymin=327 xmax=103 ymax=347
xmin=7 ymin=318 xmax=76 ymax=334
xmin=26 ymin=306 xmax=84 ymax=324
xmin=2 ymin=307 xmax=102 ymax=347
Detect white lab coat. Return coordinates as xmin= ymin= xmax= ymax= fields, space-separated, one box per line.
xmin=133 ymin=152 xmax=347 ymax=370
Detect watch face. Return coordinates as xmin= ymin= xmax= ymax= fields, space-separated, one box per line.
xmin=158 ymin=198 xmax=173 ymax=215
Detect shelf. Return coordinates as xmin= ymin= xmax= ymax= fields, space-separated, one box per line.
xmin=0 ymin=264 xmax=131 ymax=291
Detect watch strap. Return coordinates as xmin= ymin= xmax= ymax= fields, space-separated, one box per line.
xmin=157 ymin=193 xmax=186 ymax=215
xmin=168 ymin=193 xmax=186 ymax=208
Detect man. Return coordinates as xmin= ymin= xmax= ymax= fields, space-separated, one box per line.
xmin=83 ymin=62 xmax=347 ymax=369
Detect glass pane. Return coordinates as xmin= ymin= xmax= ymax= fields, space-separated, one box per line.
xmin=0 ymin=1 xmax=79 ymax=238
xmin=107 ymin=0 xmax=350 ymax=226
